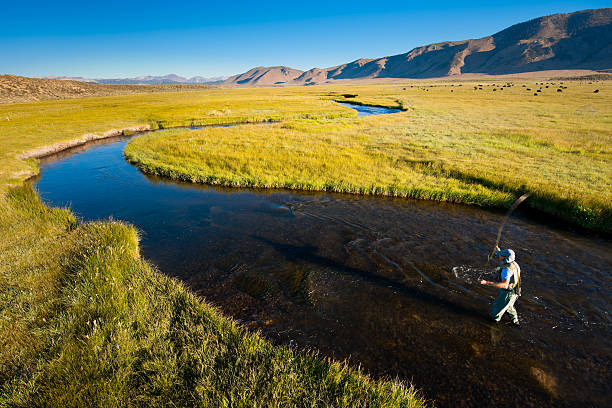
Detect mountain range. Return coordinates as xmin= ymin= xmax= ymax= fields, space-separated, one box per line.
xmin=223 ymin=8 xmax=612 ymax=86
xmin=38 ymin=8 xmax=612 ymax=87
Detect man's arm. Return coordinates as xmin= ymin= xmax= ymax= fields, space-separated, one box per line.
xmin=480 ymin=277 xmax=510 ymax=289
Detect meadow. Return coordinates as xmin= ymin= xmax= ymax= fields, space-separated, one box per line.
xmin=1 ymin=79 xmax=610 ymax=406
xmin=0 ymin=86 xmax=424 ymax=406
xmin=0 ymin=87 xmax=353 ymax=192
xmin=125 ymin=81 xmax=612 ymax=231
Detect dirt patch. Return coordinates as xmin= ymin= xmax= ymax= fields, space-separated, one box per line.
xmin=18 ymin=125 xmax=151 ymax=160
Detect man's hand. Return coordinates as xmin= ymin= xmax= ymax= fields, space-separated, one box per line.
xmin=480 ymin=279 xmax=488 ymax=286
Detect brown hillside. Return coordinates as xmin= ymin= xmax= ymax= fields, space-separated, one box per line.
xmin=223 ymin=66 xmax=304 ymax=86
xmin=0 ymin=75 xmax=212 ymax=104
xmin=301 ymin=8 xmax=612 ymax=82
xmin=226 ymin=8 xmax=612 ymax=86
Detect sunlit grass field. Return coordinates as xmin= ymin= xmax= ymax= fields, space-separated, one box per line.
xmin=0 ymin=87 xmax=353 ymax=192
xmin=125 ymin=81 xmax=612 ymax=231
xmin=0 ymin=85 xmax=426 ymax=406
xmin=0 ymin=79 xmax=609 ymax=406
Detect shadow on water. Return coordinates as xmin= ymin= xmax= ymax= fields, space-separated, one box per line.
xmin=31 ymin=103 xmax=611 ymax=407
xmin=250 ymin=235 xmax=484 ymax=320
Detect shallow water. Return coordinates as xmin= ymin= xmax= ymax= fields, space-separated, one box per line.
xmin=33 ymin=105 xmax=611 ymax=407
xmin=336 ymin=101 xmax=402 ymax=116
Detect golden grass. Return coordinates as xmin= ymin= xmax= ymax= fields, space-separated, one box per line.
xmin=0 ymin=84 xmax=430 ymax=406
xmin=126 ymin=81 xmax=611 ymax=231
xmin=0 ymin=87 xmax=353 ymax=192
xmin=0 ymin=187 xmax=425 ymax=406
xmin=0 ymin=79 xmax=609 ymax=405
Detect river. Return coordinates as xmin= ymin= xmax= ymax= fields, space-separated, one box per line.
xmin=33 ymin=102 xmax=611 ymax=407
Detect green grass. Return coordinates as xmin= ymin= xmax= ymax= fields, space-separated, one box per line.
xmin=0 ymin=87 xmax=353 ymax=192
xmin=124 ymin=82 xmax=612 ymax=231
xmin=0 ymin=79 xmax=610 ymax=406
xmin=125 ymin=124 xmax=513 ymax=206
xmin=0 ymin=85 xmax=428 ymax=406
xmin=0 ymin=186 xmax=424 ymax=407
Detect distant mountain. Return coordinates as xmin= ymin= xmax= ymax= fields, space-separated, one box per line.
xmin=43 ymin=74 xmax=227 ymax=85
xmin=223 ymin=66 xmax=304 ymax=86
xmin=226 ymin=8 xmax=612 ymax=85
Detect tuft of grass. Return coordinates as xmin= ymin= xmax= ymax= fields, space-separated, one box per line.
xmin=0 ymin=185 xmax=425 ymax=407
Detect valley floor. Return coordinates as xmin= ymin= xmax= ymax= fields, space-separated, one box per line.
xmin=1 ymin=79 xmax=610 ymax=406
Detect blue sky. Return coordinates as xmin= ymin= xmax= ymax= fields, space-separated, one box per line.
xmin=1 ymin=1 xmax=609 ymax=78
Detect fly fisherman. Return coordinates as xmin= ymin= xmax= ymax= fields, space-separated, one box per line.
xmin=480 ymin=248 xmax=521 ymax=326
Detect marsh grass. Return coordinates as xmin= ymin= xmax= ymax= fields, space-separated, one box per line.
xmin=0 ymin=80 xmax=609 ymax=406
xmin=125 ymin=124 xmax=514 ymax=207
xmin=0 ymin=186 xmax=425 ymax=407
xmin=125 ymin=82 xmax=612 ymax=231
xmin=0 ymin=84 xmax=424 ymax=407
xmin=0 ymin=86 xmax=432 ymax=406
xmin=0 ymin=88 xmax=353 ymax=192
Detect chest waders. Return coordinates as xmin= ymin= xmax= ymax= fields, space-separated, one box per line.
xmin=490 ymin=261 xmax=521 ymax=323
xmin=496 ymin=261 xmax=521 ymax=296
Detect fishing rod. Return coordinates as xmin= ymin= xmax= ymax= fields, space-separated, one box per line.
xmin=487 ymin=192 xmax=531 ymax=262
xmin=471 ymin=192 xmax=531 ymax=296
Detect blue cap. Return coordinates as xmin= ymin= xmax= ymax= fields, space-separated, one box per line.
xmin=495 ymin=248 xmax=515 ymax=263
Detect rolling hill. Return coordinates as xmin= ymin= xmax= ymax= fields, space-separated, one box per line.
xmin=224 ymin=8 xmax=612 ymax=85
xmin=223 ymin=66 xmax=305 ymax=86
xmin=0 ymin=75 xmax=212 ymax=104
xmin=43 ymin=74 xmax=227 ymax=85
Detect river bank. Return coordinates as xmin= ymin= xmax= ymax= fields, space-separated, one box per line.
xmin=0 ymin=186 xmax=424 ymax=406
xmin=1 ymin=82 xmax=610 ymax=406
xmin=33 ymin=127 xmax=611 ymax=407
xmin=0 ymin=89 xmax=430 ymax=406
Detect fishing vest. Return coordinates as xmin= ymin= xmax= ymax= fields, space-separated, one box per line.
xmin=496 ymin=261 xmax=521 ymax=295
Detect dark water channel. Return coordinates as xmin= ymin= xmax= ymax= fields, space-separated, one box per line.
xmin=33 ymin=104 xmax=611 ymax=407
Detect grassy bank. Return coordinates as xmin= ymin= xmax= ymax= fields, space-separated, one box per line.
xmin=0 ymin=186 xmax=424 ymax=407
xmin=0 ymin=80 xmax=609 ymax=406
xmin=1 ymin=87 xmax=426 ymax=405
xmin=0 ymin=87 xmax=353 ymax=193
xmin=125 ymin=82 xmax=612 ymax=232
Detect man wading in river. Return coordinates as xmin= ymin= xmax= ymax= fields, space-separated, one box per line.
xmin=480 ymin=248 xmax=521 ymax=327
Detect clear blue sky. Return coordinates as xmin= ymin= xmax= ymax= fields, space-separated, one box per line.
xmin=1 ymin=1 xmax=609 ymax=78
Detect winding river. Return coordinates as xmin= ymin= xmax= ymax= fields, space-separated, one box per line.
xmin=33 ymin=103 xmax=611 ymax=407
